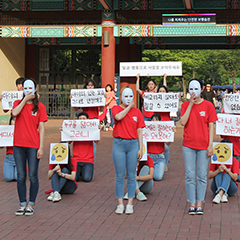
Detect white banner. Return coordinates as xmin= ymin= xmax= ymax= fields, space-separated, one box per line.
xmin=142 ymin=121 xmax=175 ymax=142
xmin=120 ymin=61 xmax=182 ymax=77
xmin=223 ymin=94 xmax=240 ymax=113
xmin=216 ymin=113 xmax=240 ymax=136
xmin=0 ymin=125 xmax=14 ymax=146
xmin=61 ymin=119 xmax=100 ymax=141
xmin=49 ymin=143 xmax=69 ymax=164
xmin=144 ymin=92 xmax=179 ymax=112
xmin=70 ymin=88 xmax=106 ymax=107
xmin=211 ymin=142 xmax=232 ymax=165
xmin=1 ymin=91 xmax=23 ymax=110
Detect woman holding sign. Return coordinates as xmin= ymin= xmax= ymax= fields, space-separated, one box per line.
xmin=180 ymin=79 xmax=217 ymax=215
xmin=12 ymin=79 xmax=48 ymax=216
xmin=112 ymin=86 xmax=145 ymax=214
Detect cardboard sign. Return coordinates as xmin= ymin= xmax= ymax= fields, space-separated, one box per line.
xmin=211 ymin=142 xmax=233 ymax=165
xmin=140 ymin=139 xmax=148 ymax=161
xmin=142 ymin=121 xmax=174 ymax=142
xmin=223 ymin=94 xmax=240 ymax=113
xmin=70 ymin=88 xmax=105 ymax=107
xmin=144 ymin=92 xmax=179 ymax=112
xmin=1 ymin=91 xmax=23 ymax=110
xmin=0 ymin=125 xmax=14 ymax=147
xmin=49 ymin=143 xmax=69 ymax=164
xmin=119 ymin=61 xmax=182 ymax=77
xmin=61 ymin=119 xmax=100 ymax=141
xmin=216 ymin=113 xmax=240 ymax=136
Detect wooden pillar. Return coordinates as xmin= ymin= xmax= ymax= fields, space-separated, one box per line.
xmin=101 ymin=10 xmax=115 ymax=89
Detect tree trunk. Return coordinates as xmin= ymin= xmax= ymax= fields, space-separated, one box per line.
xmin=182 ymin=77 xmax=186 ymax=97
xmin=193 ymin=70 xmax=195 ymax=79
xmin=233 ymin=74 xmax=236 ymax=93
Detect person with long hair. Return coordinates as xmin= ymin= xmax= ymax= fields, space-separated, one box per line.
xmin=12 ymin=79 xmax=47 ymax=216
xmin=180 ymin=79 xmax=217 ymax=215
xmin=47 ymin=146 xmax=78 ymax=202
xmin=112 ymin=86 xmax=145 ymax=214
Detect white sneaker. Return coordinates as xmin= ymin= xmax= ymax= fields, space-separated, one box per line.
xmin=221 ymin=193 xmax=228 ymax=203
xmin=47 ymin=192 xmax=54 ymax=201
xmin=123 ymin=193 xmax=128 ymax=200
xmin=213 ymin=193 xmax=221 ymax=204
xmin=125 ymin=204 xmax=134 ymax=214
xmin=115 ymin=204 xmax=124 ymax=214
xmin=52 ymin=191 xmax=61 ymax=202
xmin=136 ymin=192 xmax=147 ymax=201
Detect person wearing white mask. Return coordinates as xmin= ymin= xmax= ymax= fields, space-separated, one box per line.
xmin=12 ymin=79 xmax=48 ymax=216
xmin=112 ymin=86 xmax=145 ymax=215
xmin=180 ymin=79 xmax=217 ymax=215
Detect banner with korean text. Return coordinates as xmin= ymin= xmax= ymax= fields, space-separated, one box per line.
xmin=70 ymin=89 xmax=105 ymax=107
xmin=216 ymin=114 xmax=240 ymax=136
xmin=0 ymin=125 xmax=14 ymax=146
xmin=142 ymin=121 xmax=175 ymax=142
xmin=61 ymin=119 xmax=100 ymax=141
xmin=144 ymin=92 xmax=179 ymax=112
xmin=1 ymin=91 xmax=23 ymax=110
xmin=223 ymin=94 xmax=240 ymax=114
xmin=119 ymin=62 xmax=182 ymax=77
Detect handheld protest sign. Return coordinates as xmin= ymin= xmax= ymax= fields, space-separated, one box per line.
xmin=211 ymin=142 xmax=233 ymax=165
xmin=49 ymin=143 xmax=68 ymax=164
xmin=140 ymin=140 xmax=147 ymax=161
xmin=223 ymin=94 xmax=240 ymax=113
xmin=0 ymin=125 xmax=14 ymax=146
xmin=1 ymin=91 xmax=23 ymax=110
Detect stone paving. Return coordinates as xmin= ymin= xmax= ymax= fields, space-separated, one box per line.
xmin=0 ymin=119 xmax=239 ymax=240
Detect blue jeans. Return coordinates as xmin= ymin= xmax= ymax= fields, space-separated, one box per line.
xmin=136 ymin=165 xmax=153 ymax=194
xmin=234 ymin=155 xmax=240 ymax=181
xmin=3 ymin=154 xmax=17 ymax=182
xmin=109 ymin=108 xmax=115 ymax=127
xmin=112 ymin=138 xmax=139 ymax=199
xmin=211 ymin=172 xmax=237 ymax=197
xmin=182 ymin=146 xmax=209 ymax=203
xmin=148 ymin=153 xmax=165 ymax=181
xmin=14 ymin=147 xmax=39 ymax=206
xmin=51 ymin=168 xmax=77 ymax=194
xmin=164 ymin=143 xmax=170 ymax=165
xmin=76 ymin=162 xmax=94 ymax=182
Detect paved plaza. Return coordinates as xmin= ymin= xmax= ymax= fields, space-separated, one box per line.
xmin=0 ymin=119 xmax=239 ymax=240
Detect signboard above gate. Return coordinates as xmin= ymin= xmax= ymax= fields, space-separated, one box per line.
xmin=162 ymin=13 xmax=216 ymax=25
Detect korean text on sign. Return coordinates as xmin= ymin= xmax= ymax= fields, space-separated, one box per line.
xmin=144 ymin=92 xmax=179 ymax=112
xmin=216 ymin=113 xmax=240 ymax=136
xmin=0 ymin=125 xmax=14 ymax=146
xmin=223 ymin=94 xmax=240 ymax=114
xmin=142 ymin=121 xmax=175 ymax=142
xmin=119 ymin=61 xmax=182 ymax=77
xmin=1 ymin=91 xmax=23 ymax=110
xmin=70 ymin=89 xmax=106 ymax=107
xmin=61 ymin=119 xmax=100 ymax=141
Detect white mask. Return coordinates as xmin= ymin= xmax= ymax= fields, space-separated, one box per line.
xmin=122 ymin=88 xmax=133 ymax=106
xmin=23 ymin=80 xmax=35 ymax=95
xmin=189 ymin=80 xmax=201 ymax=98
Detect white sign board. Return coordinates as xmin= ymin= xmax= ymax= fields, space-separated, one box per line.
xmin=1 ymin=91 xmax=23 ymax=110
xmin=140 ymin=139 xmax=148 ymax=161
xmin=144 ymin=92 xmax=179 ymax=112
xmin=70 ymin=88 xmax=106 ymax=107
xmin=142 ymin=121 xmax=175 ymax=142
xmin=120 ymin=61 xmax=182 ymax=77
xmin=216 ymin=113 xmax=240 ymax=136
xmin=61 ymin=119 xmax=100 ymax=141
xmin=223 ymin=94 xmax=240 ymax=113
xmin=49 ymin=143 xmax=69 ymax=164
xmin=0 ymin=125 xmax=14 ymax=146
xmin=211 ymin=142 xmax=233 ymax=165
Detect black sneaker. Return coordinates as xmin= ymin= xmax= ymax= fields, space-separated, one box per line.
xmin=15 ymin=206 xmax=26 ymax=216
xmin=25 ymin=206 xmax=34 ymax=216
xmin=188 ymin=207 xmax=196 ymax=215
xmin=196 ymin=207 xmax=204 ymax=215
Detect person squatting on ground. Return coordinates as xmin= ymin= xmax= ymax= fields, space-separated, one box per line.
xmin=12 ymin=79 xmax=48 ymax=216
xmin=209 ymin=139 xmax=239 ymax=204
xmin=112 ymin=86 xmax=145 ymax=215
xmin=180 ymin=79 xmax=217 ymax=215
xmin=47 ymin=146 xmax=78 ymax=202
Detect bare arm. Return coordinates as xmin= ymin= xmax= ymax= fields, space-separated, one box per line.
xmin=48 ymin=164 xmax=60 ymax=180
xmin=137 ymin=128 xmax=143 ymax=160
xmin=37 ymin=122 xmax=45 ymax=159
xmin=207 ymin=122 xmax=214 ymax=157
xmin=136 ymin=167 xmax=154 ymax=181
xmin=56 ymin=168 xmax=76 ymax=181
xmin=136 ymin=74 xmax=143 ymax=96
xmin=115 ymin=101 xmax=134 ymax=121
xmin=163 ymin=73 xmax=167 ymax=87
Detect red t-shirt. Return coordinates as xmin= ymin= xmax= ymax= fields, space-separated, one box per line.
xmin=158 ymin=112 xmax=171 ymax=121
xmin=105 ymin=91 xmax=117 ymax=109
xmin=137 ymin=155 xmax=154 ymax=175
xmin=112 ymin=105 xmax=146 ymax=139
xmin=82 ymin=107 xmax=99 ymax=119
xmin=180 ymin=100 xmax=218 ymax=149
xmin=72 ymin=141 xmax=94 ymax=164
xmin=6 ymin=146 xmax=13 ymax=155
xmin=13 ymin=100 xmax=48 ymax=149
xmin=147 ymin=142 xmax=165 ymax=154
xmin=48 ymin=157 xmax=78 ymax=188
xmin=221 ymin=135 xmax=240 ymax=156
xmin=209 ymin=157 xmax=239 ymax=189
xmin=141 ymin=91 xmax=154 ymax=118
